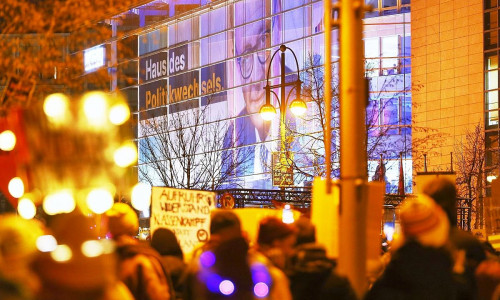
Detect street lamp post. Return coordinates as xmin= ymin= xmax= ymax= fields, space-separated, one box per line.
xmin=259 ymin=45 xmax=306 ymax=187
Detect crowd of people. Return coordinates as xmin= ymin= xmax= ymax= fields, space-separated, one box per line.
xmin=0 ymin=178 xmax=499 ymax=300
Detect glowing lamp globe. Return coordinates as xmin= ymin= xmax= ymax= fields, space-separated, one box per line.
xmin=289 ymin=99 xmax=307 ymax=116
xmin=259 ymin=104 xmax=276 ymax=121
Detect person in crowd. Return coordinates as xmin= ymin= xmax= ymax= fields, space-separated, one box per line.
xmin=423 ymin=178 xmax=487 ymax=299
xmin=184 ymin=210 xmax=292 ymax=300
xmin=256 ymin=216 xmax=297 ymax=271
xmin=32 ymin=212 xmax=134 ymax=300
xmin=475 ymin=258 xmax=500 ymax=300
xmin=365 ymin=194 xmax=456 ymax=300
xmin=0 ymin=214 xmax=43 ymax=300
xmin=106 ymin=203 xmax=173 ymax=300
xmin=151 ymin=228 xmax=186 ymax=299
xmin=287 ymin=216 xmax=357 ymax=300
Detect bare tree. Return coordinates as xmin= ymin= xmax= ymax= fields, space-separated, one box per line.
xmin=0 ymin=0 xmax=137 ymax=101
xmin=455 ymin=123 xmax=485 ymax=229
xmin=138 ymin=100 xmax=252 ymax=191
xmin=286 ymin=54 xmax=411 ymax=186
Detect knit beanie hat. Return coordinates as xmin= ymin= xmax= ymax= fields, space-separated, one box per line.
xmin=257 ymin=216 xmax=296 ymax=246
xmin=105 ymin=202 xmax=139 ymax=237
xmin=399 ymin=194 xmax=450 ymax=248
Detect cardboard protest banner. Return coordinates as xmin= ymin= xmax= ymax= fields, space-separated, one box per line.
xmin=151 ymin=187 xmax=215 ymax=255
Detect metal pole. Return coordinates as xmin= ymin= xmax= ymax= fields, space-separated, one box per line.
xmin=338 ymin=0 xmax=368 ymax=297
xmin=280 ymin=51 xmax=286 ymax=191
xmin=324 ymin=0 xmax=332 ymax=193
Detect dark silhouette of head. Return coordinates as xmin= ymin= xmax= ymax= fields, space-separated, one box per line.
xmin=209 ymin=210 xmax=242 ymax=242
xmin=151 ymin=228 xmax=183 ymax=260
xmin=422 ymin=178 xmax=457 ymax=227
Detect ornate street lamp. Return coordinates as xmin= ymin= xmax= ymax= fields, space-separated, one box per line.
xmin=259 ymin=44 xmax=306 ymax=187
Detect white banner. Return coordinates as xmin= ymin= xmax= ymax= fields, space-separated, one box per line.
xmin=151 ymin=187 xmax=215 ymax=255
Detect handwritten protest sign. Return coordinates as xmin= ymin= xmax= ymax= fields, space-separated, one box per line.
xmin=151 ymin=187 xmax=215 ymax=255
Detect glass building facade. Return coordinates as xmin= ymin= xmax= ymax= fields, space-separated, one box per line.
xmin=93 ymin=0 xmax=412 ymax=192
xmin=485 ymin=0 xmax=500 ymax=189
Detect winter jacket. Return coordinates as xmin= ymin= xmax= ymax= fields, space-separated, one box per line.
xmin=115 ymin=237 xmax=172 ymax=300
xmin=287 ymin=243 xmax=357 ymax=300
xmin=365 ymin=240 xmax=456 ymax=300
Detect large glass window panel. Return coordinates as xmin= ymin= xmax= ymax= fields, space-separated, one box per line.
xmin=488 ymin=110 xmax=499 ymax=127
xmin=200 ymin=12 xmax=209 ymax=37
xmin=402 ymin=97 xmax=411 ymax=125
xmin=271 ymin=15 xmax=283 ymax=46
xmin=381 ymin=36 xmax=398 ymax=57
xmin=200 ymin=38 xmax=209 ymax=65
xmin=402 ymin=35 xmax=411 ymax=56
xmin=486 ymin=90 xmax=499 ymax=111
xmin=235 ymin=0 xmax=245 ymax=26
xmin=485 ymin=30 xmax=498 ymax=50
xmin=485 ymin=10 xmax=498 ymax=31
xmin=312 ymin=2 xmax=324 ymax=34
xmin=486 ymin=70 xmax=499 ymax=90
xmin=284 ymin=7 xmax=305 ymax=42
xmin=365 ymin=38 xmax=380 ymax=58
xmin=382 ymin=0 xmax=397 ymax=8
xmin=210 ymin=33 xmax=227 ymax=64
xmin=486 ymin=132 xmax=499 ymax=149
xmin=486 ymin=52 xmax=499 ymax=70
xmin=139 ymin=27 xmax=168 ymax=56
xmin=245 ymin=0 xmax=265 ymax=24
xmin=366 ymin=0 xmax=378 ymax=9
xmin=283 ymin=0 xmax=308 ymax=10
xmin=312 ymin=34 xmax=324 ymax=63
xmin=210 ymin=6 xmax=228 ymax=35
xmin=485 ymin=0 xmax=498 ymax=10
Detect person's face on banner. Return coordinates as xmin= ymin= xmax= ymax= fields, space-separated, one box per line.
xmin=236 ymin=1 xmax=273 ymax=138
xmin=238 ymin=24 xmax=268 ymax=113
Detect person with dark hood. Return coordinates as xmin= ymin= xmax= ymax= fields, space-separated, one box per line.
xmin=151 ymin=228 xmax=186 ymax=299
xmin=423 ymin=178 xmax=487 ymax=299
xmin=365 ymin=194 xmax=456 ymax=300
xmin=287 ymin=216 xmax=357 ymax=300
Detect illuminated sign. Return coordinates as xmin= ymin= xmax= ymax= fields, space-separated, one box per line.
xmin=169 ymin=44 xmax=188 ymax=75
xmin=139 ymin=52 xmax=168 ymax=83
xmin=84 ymin=46 xmax=105 ymax=72
xmin=168 ymin=71 xmax=199 ymax=104
xmin=139 ymin=79 xmax=168 ymax=112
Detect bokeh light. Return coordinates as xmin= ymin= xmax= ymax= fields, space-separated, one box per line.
xmin=81 ymin=240 xmax=104 ymax=257
xmin=0 ymin=130 xmax=16 ymax=151
xmin=82 ymin=92 xmax=108 ymax=126
xmin=109 ymin=103 xmax=130 ymax=125
xmin=17 ymin=197 xmax=36 ymax=219
xmin=219 ymin=280 xmax=235 ymax=296
xmin=8 ymin=177 xmax=24 ymax=198
xmin=200 ymin=251 xmax=216 ymax=268
xmin=254 ymin=282 xmax=269 ymax=298
xmin=86 ymin=188 xmax=114 ymax=214
xmin=282 ymin=204 xmax=294 ymax=224
xmin=43 ymin=93 xmax=70 ymax=123
xmin=43 ymin=190 xmax=76 ymax=215
xmin=131 ymin=182 xmax=151 ymax=211
xmin=36 ymin=235 xmax=57 ymax=252
xmin=113 ymin=142 xmax=137 ymax=167
xmin=50 ymin=244 xmax=72 ymax=262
